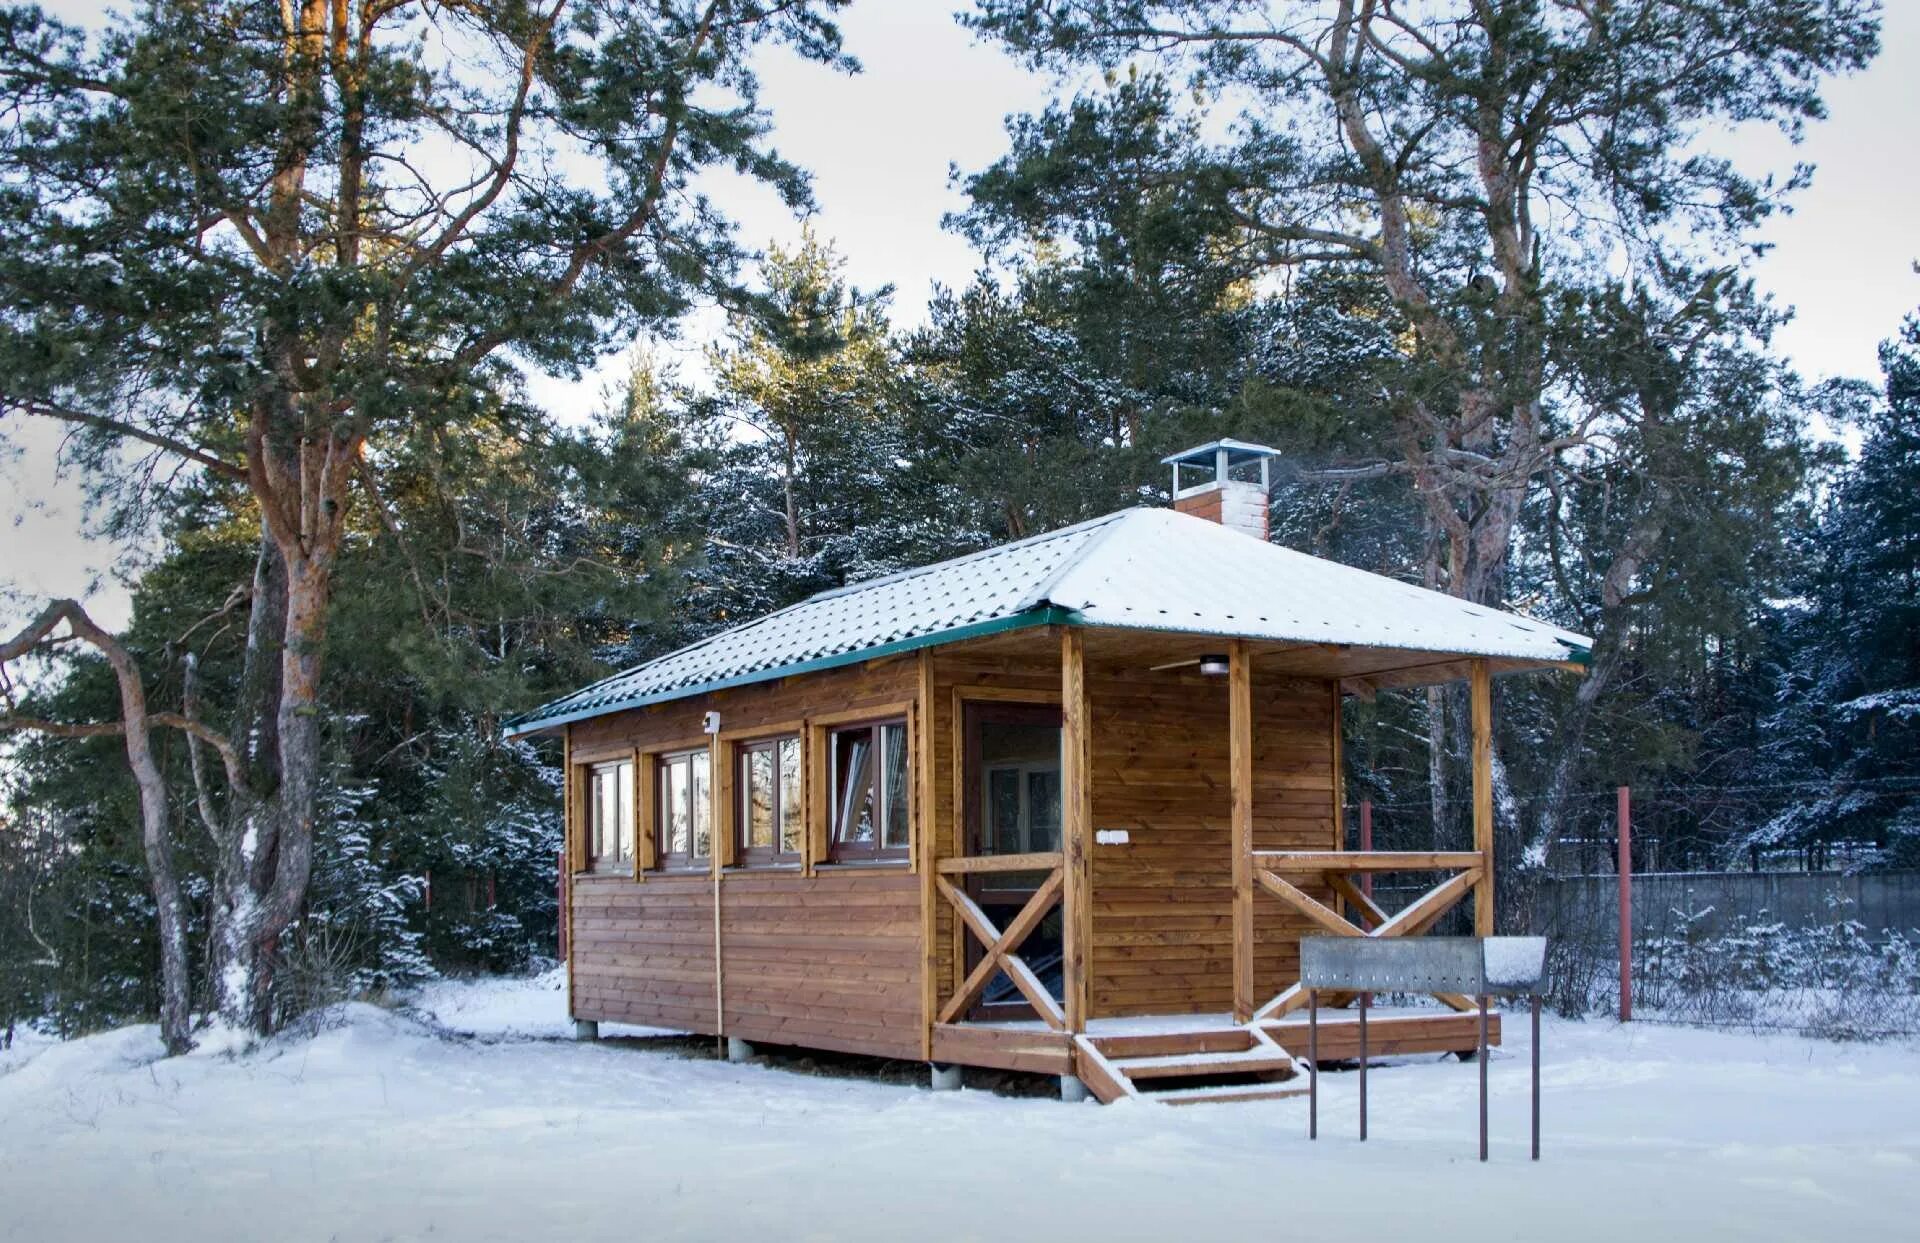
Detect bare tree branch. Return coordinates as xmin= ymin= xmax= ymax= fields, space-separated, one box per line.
xmin=5 ymin=398 xmax=247 ymax=480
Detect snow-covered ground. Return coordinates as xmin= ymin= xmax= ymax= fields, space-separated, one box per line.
xmin=3 ymin=975 xmax=1917 ymax=1242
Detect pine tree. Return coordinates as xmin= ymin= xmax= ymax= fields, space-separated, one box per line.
xmin=1756 ymin=314 xmax=1920 ymax=867
xmin=0 ymin=0 xmax=853 ymax=1048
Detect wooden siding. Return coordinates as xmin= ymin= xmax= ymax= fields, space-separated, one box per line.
xmin=567 ymin=657 xmax=923 ymax=1060
xmin=566 ymin=628 xmax=1343 ymax=1064
xmin=570 ymin=873 xmax=716 ymax=1031
xmin=1085 ymin=665 xmax=1338 ymax=1018
xmin=716 ymin=869 xmax=922 ymax=1059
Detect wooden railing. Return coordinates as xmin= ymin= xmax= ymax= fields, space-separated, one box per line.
xmin=1246 ymin=849 xmax=1487 ymax=1022
xmin=933 ymin=852 xmax=1066 ymax=1030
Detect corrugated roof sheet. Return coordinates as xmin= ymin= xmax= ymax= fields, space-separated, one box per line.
xmin=505 ymin=507 xmax=1590 ymax=735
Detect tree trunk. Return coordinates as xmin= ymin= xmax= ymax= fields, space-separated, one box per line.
xmin=112 ymin=664 xmax=193 ymax=1054
xmin=1526 ymin=482 xmax=1671 ymax=872
xmin=782 ymin=428 xmax=801 ymax=558
xmin=207 ymin=548 xmax=330 ymax=1035
xmin=0 ymin=603 xmax=192 ymax=1053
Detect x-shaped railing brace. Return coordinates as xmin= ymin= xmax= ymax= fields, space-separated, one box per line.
xmin=1250 ymin=856 xmax=1484 ymax=1022
xmin=935 ymin=870 xmax=1066 ymax=1029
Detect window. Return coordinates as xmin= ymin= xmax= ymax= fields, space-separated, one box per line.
xmin=736 ymin=736 xmax=802 ymax=866
xmin=656 ymin=749 xmax=712 ymax=870
xmin=982 ymin=762 xmax=1060 ymax=854
xmin=587 ymin=759 xmax=634 ymax=872
xmin=828 ymin=720 xmax=910 ymax=862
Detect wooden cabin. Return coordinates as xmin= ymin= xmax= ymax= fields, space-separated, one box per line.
xmin=506 ymin=441 xmax=1590 ymax=1104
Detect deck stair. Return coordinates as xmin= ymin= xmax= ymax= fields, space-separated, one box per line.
xmin=1074 ymin=1025 xmax=1305 ymax=1105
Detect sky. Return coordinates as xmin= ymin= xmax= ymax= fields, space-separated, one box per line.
xmin=4 ymin=2 xmax=1917 ymax=633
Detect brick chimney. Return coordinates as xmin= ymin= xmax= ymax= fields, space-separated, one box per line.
xmin=1163 ymin=439 xmax=1280 ymax=541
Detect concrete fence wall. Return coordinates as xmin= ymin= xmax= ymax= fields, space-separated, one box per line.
xmin=1531 ymin=871 xmax=1920 ymax=942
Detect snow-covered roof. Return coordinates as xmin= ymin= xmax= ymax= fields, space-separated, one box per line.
xmin=505 ymin=507 xmax=1591 ymax=736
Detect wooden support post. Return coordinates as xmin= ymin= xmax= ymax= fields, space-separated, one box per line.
xmin=555 ymin=850 xmax=566 ymax=959
xmin=1470 ymin=658 xmax=1494 ymax=937
xmin=1230 ymin=639 xmax=1255 ymax=1024
xmin=1618 ymin=784 xmax=1632 ymax=1023
xmin=634 ymin=748 xmax=657 ymax=879
xmin=1060 ymin=628 xmax=1093 ymax=1033
xmin=917 ymin=650 xmax=939 ymax=1060
xmin=561 ymin=728 xmax=577 ymax=1014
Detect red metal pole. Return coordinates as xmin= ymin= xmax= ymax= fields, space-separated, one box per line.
xmin=1618 ymin=784 xmax=1632 ymax=1023
xmin=1359 ymin=799 xmax=1374 ymax=899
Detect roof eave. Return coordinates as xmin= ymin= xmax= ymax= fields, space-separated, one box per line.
xmin=500 ymin=605 xmax=1079 ymax=739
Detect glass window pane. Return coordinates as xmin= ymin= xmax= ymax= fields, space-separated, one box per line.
xmin=590 ymin=769 xmax=609 ymax=859
xmin=746 ymin=747 xmax=775 ymax=849
xmin=880 ymin=724 xmax=909 ymax=849
xmin=778 ymin=738 xmax=803 ymax=855
xmin=988 ymin=768 xmax=1021 ymax=854
xmin=605 ymin=767 xmax=624 ymax=860
xmin=690 ymin=752 xmax=711 ymax=859
xmin=663 ymin=758 xmax=689 ymax=857
xmin=833 ymin=730 xmax=875 ymax=845
xmin=1028 ymin=769 xmax=1061 ymax=851
xmin=617 ymin=761 xmax=634 ymax=862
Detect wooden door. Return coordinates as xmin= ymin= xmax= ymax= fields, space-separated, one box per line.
xmin=961 ymin=701 xmax=1065 ymax=1019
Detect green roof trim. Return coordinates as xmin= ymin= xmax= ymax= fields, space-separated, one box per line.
xmin=503 ymin=605 xmax=1079 ymax=737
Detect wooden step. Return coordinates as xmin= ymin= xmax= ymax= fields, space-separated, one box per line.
xmin=1116 ymin=1048 xmax=1297 ymax=1082
xmin=1262 ymin=1011 xmax=1498 ymax=1062
xmin=1159 ymin=1085 xmax=1313 ymax=1107
xmin=1074 ymin=1027 xmax=1300 ymax=1105
xmin=1088 ymin=1028 xmax=1257 ymax=1060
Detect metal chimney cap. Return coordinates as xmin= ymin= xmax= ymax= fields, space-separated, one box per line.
xmin=1159 ymin=438 xmax=1283 ymax=468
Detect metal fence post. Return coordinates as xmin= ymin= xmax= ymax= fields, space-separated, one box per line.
xmin=1359 ymin=799 xmax=1374 ymax=899
xmin=1308 ymin=989 xmax=1318 ymax=1140
xmin=1358 ymin=990 xmax=1369 ymax=1141
xmin=1618 ymin=785 xmax=1632 ymax=1023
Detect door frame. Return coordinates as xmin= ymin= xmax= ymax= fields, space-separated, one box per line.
xmin=951 ymin=687 xmax=1065 ymax=1021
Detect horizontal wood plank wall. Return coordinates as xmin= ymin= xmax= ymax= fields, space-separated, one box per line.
xmin=566 ymin=657 xmax=922 ymax=1056
xmin=571 ymin=874 xmax=717 ymax=1030
xmin=718 ymin=870 xmax=921 ymax=1059
xmin=1088 ymin=666 xmax=1337 ymax=1018
xmin=567 ymin=641 xmax=1340 ymax=1044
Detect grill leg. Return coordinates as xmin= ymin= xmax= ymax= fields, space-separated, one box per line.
xmin=1478 ymin=994 xmax=1490 ymax=1162
xmin=1358 ymin=990 xmax=1368 ymax=1142
xmin=1308 ymin=989 xmax=1318 ymax=1140
xmin=1531 ymin=993 xmax=1541 ymax=1161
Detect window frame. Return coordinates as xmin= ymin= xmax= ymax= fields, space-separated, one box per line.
xmin=732 ymin=733 xmax=804 ymax=868
xmin=652 ymin=745 xmax=713 ymax=873
xmin=823 ymin=716 xmax=912 ymax=865
xmin=585 ymin=757 xmax=635 ymax=874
